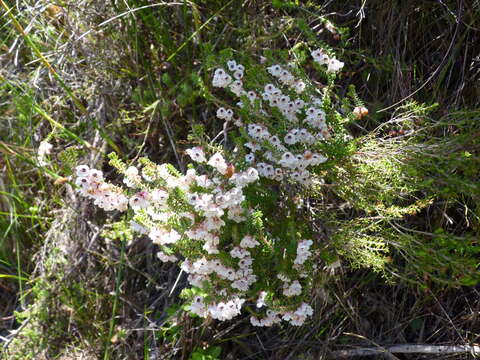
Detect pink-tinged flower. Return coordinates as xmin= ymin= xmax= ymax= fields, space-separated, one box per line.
xmin=189 ymin=296 xmax=207 ymax=317
xmin=157 ymin=251 xmax=178 ymax=263
xmin=129 ymin=191 xmax=150 ymax=210
xmin=240 ymin=235 xmax=259 ymax=248
xmin=207 ymin=153 xmax=228 ymax=174
xmin=150 ymin=189 xmax=169 ymax=205
xmin=283 ymin=280 xmax=302 ymax=297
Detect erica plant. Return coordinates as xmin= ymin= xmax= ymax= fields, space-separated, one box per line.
xmin=74 ymin=46 xmax=362 ymax=327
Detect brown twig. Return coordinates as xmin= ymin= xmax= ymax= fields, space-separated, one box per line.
xmin=332 ymin=344 xmax=480 ymax=358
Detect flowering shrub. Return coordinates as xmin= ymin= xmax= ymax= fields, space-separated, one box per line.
xmin=75 ymin=47 xmax=362 ymax=326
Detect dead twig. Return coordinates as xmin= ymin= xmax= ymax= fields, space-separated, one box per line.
xmin=332 ymin=344 xmax=480 ymax=358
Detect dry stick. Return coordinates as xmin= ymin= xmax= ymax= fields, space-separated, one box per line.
xmin=340 ymin=333 xmax=401 ymax=360
xmin=332 ymin=344 xmax=480 ymax=358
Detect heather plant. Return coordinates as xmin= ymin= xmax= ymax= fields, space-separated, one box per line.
xmin=3 ymin=1 xmax=480 ymax=358
xmin=74 ymin=46 xmax=363 ymax=327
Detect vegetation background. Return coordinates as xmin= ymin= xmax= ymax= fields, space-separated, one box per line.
xmin=0 ymin=0 xmax=479 ymax=359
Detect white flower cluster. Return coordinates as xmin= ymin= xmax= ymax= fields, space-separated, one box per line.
xmin=212 ymin=59 xmax=244 ymax=89
xmin=74 ymin=165 xmax=129 ymax=212
xmin=183 ymin=233 xmax=259 ymax=321
xmin=250 ymin=302 xmax=313 ymax=327
xmin=294 ymin=239 xmax=313 ymax=266
xmin=212 ymin=50 xmax=335 ymax=185
xmin=73 ymin=49 xmax=351 ymax=328
xmin=75 ymin=149 xmax=316 ymax=326
xmin=281 ymin=302 xmax=314 ymax=326
xmin=266 ymin=64 xmax=306 ymax=94
xmin=249 ymin=238 xmax=314 ymax=326
xmin=311 ymin=48 xmax=344 ymax=73
xmin=190 ymin=295 xmax=245 ymax=321
xmin=76 ymin=148 xmax=316 ymax=325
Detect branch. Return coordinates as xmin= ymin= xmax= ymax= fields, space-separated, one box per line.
xmin=332 ymin=344 xmax=480 ymax=358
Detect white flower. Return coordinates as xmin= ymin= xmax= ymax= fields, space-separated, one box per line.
xmin=245 ymin=153 xmax=255 ymax=163
xmin=279 ymin=152 xmax=295 ymax=167
xmin=327 ymin=58 xmax=344 ymax=73
xmin=311 ymin=48 xmax=329 ymax=65
xmin=284 ymin=132 xmax=297 ymax=145
xmin=247 ymin=91 xmax=257 ymax=102
xmin=130 ymin=221 xmax=148 ymax=234
xmin=256 ymin=291 xmax=267 ymax=308
xmin=75 ymin=165 xmax=90 ymax=177
xmin=227 ymin=60 xmax=237 ymax=71
xmin=146 ymin=206 xmax=170 ymax=221
xmin=38 ymin=140 xmax=53 ymax=156
xmin=278 ymin=69 xmax=294 ymax=85
xmin=250 ymin=316 xmax=262 ymax=326
xmin=180 ymin=259 xmax=194 ymax=273
xmin=212 ymin=68 xmax=232 ymax=87
xmin=149 ymin=228 xmax=180 ymax=245
xmin=88 ymin=169 xmax=104 ymax=182
xmin=240 ymin=235 xmax=259 ymax=248
xmin=224 ymin=108 xmax=234 ymax=121
xmin=245 ymin=141 xmax=262 ymax=152
xmin=230 ymin=246 xmax=249 ymax=259
xmin=238 ymin=256 xmax=253 ymax=269
xmin=294 ymin=80 xmax=306 ymax=94
xmin=229 ymin=80 xmax=244 ymax=96
xmin=186 ymin=147 xmax=206 ymax=163
xmin=203 ymin=236 xmax=220 ymax=254
xmin=207 ymin=297 xmax=245 ymax=321
xmin=310 ymin=153 xmax=328 ymax=165
xmin=150 ymin=189 xmax=168 ymax=205
xmin=294 ymin=239 xmax=313 ymax=265
xmin=274 ymin=168 xmax=284 ymax=181
xmin=123 ymin=166 xmax=141 ymax=187
xmin=129 ymin=192 xmax=150 ymax=210
xmin=283 ymin=280 xmax=302 ymax=297
xmin=227 ymin=206 xmax=246 ymax=222
xmin=216 ymin=107 xmax=227 ymax=119
xmin=233 ymin=69 xmax=244 ymax=80
xmin=267 ymin=64 xmax=282 ymax=76
xmin=245 ymin=167 xmax=259 ymax=182
xmin=207 ymin=153 xmax=228 ymax=174
xmin=189 ymin=296 xmax=207 ymax=317
xmin=38 ymin=140 xmax=53 ymax=165
xmin=157 ymin=251 xmax=178 ymax=262
xmin=195 ymin=174 xmax=214 ymax=188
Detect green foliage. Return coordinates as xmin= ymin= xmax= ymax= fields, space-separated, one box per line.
xmin=58 ymin=146 xmax=84 ymax=176
xmin=108 ymin=152 xmax=128 ymax=174
xmin=190 ymin=346 xmax=222 ymax=360
xmin=318 ymin=102 xmax=480 ymax=283
xmin=396 ymin=231 xmax=480 ymax=287
xmin=332 ymin=219 xmax=391 ymax=274
xmin=102 ymin=220 xmax=134 ymax=243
